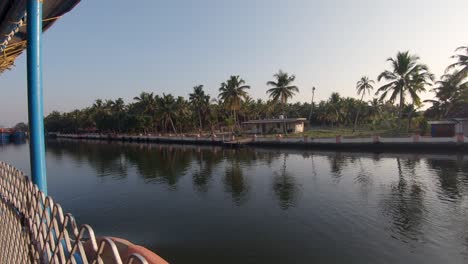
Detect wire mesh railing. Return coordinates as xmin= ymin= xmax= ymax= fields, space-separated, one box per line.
xmin=0 ymin=161 xmax=152 ymax=264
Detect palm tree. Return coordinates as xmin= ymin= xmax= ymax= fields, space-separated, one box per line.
xmin=446 ymin=46 xmax=468 ymax=80
xmin=92 ymin=99 xmax=104 ymax=110
xmin=429 ymin=71 xmax=468 ymax=117
xmin=327 ymin=92 xmax=342 ymax=127
xmin=110 ymin=98 xmax=126 ymax=132
xmin=174 ymin=96 xmax=192 ymax=133
xmin=266 ymin=70 xmax=299 ymax=133
xmin=218 ymin=75 xmax=250 ymax=129
xmin=110 ymin=98 xmax=125 ymax=112
xmin=157 ymin=93 xmax=178 ymax=133
xmin=133 ymin=92 xmax=157 ymax=115
xmin=353 ymin=76 xmax=374 ymax=132
xmin=403 ymin=103 xmax=421 ymax=132
xmin=189 ymin=85 xmax=210 ymax=131
xmin=133 ymin=92 xmax=158 ymax=132
xmin=368 ymin=98 xmax=383 ymax=126
xmin=376 ymin=51 xmax=434 ymax=128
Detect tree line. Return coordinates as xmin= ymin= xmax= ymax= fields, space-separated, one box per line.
xmin=44 ymin=46 xmax=468 ymax=135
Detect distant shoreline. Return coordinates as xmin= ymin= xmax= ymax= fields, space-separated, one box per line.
xmin=52 ymin=133 xmax=468 ymax=153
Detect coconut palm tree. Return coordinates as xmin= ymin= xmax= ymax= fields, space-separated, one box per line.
xmin=368 ymin=98 xmax=383 ymax=124
xmin=353 ymin=76 xmax=374 ymax=131
xmin=133 ymin=92 xmax=158 ymax=132
xmin=376 ymin=51 xmax=434 ymax=128
xmin=218 ymin=75 xmax=250 ymax=128
xmin=92 ymin=99 xmax=104 ymax=110
xmin=266 ymin=70 xmax=299 ymax=133
xmin=175 ymin=96 xmax=192 ymax=133
xmin=446 ymin=46 xmax=468 ymax=79
xmin=133 ymin=92 xmax=157 ymax=115
xmin=157 ymin=93 xmax=178 ymax=133
xmin=110 ymin=98 xmax=126 ymax=132
xmin=428 ymin=71 xmax=468 ymax=117
xmin=189 ymin=85 xmax=210 ymax=131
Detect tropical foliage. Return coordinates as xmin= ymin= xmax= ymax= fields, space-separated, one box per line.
xmin=376 ymin=51 xmax=434 ymax=127
xmin=266 ymin=70 xmax=299 ymax=133
xmin=354 ymin=76 xmax=374 ymax=132
xmin=426 ymin=46 xmax=468 ymax=119
xmin=43 ymin=46 xmax=468 ymax=135
xmin=218 ymin=75 xmax=250 ymax=129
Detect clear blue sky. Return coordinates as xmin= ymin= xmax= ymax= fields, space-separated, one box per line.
xmin=0 ymin=0 xmax=467 ymax=126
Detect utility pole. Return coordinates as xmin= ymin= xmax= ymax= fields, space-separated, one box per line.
xmin=308 ymin=87 xmax=316 ymax=123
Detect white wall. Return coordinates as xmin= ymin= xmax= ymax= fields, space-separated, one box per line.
xmin=295 ymin=123 xmax=304 ymax=133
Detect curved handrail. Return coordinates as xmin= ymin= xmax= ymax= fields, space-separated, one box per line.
xmin=0 ymin=161 xmax=168 ymax=264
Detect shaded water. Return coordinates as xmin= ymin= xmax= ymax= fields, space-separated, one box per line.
xmin=1 ymin=139 xmax=468 ymax=263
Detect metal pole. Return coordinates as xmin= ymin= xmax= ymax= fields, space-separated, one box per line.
xmin=27 ymin=0 xmax=47 ymax=194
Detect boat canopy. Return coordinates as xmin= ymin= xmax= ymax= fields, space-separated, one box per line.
xmin=0 ymin=0 xmax=80 ymax=74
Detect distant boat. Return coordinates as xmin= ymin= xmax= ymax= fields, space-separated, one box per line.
xmin=0 ymin=131 xmax=10 ymax=143
xmin=11 ymin=131 xmax=26 ymax=140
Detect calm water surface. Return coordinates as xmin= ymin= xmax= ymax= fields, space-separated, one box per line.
xmin=1 ymin=140 xmax=468 ymax=263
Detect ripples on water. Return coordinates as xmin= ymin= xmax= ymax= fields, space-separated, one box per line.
xmin=1 ymin=139 xmax=468 ymax=264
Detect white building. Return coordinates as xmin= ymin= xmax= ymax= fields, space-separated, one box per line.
xmin=242 ymin=118 xmax=307 ymax=134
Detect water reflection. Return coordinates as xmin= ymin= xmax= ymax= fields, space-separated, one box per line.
xmin=427 ymin=159 xmax=464 ymax=200
xmin=381 ymin=158 xmax=425 ymax=242
xmin=126 ymin=145 xmax=192 ymax=187
xmin=223 ymin=150 xmax=248 ymax=205
xmin=47 ymin=140 xmax=301 ymax=206
xmin=272 ymin=154 xmax=300 ymax=210
xmin=327 ymin=152 xmax=353 ymax=183
xmin=47 ymin=140 xmax=129 ymax=178
xmin=191 ymin=147 xmax=222 ymax=193
xmin=35 ymin=140 xmax=468 ymax=263
xmin=354 ymin=158 xmax=371 ymax=185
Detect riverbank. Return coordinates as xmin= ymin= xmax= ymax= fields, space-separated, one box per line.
xmin=53 ymin=133 xmax=468 ymax=152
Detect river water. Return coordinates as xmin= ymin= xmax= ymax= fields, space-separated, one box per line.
xmin=1 ymin=139 xmax=467 ymax=264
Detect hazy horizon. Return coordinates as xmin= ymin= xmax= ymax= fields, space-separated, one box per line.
xmin=0 ymin=0 xmax=467 ymax=127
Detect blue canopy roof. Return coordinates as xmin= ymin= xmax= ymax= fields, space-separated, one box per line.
xmin=0 ymin=0 xmax=80 ymax=73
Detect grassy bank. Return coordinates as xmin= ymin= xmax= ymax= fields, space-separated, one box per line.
xmin=300 ymin=128 xmax=406 ymax=138
xmin=253 ymin=127 xmax=411 ymax=138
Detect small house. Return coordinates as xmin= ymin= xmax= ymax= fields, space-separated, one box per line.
xmin=242 ymin=118 xmax=307 ymax=134
xmin=428 ymin=105 xmax=468 ymax=137
xmin=428 ymin=120 xmax=458 ymax=137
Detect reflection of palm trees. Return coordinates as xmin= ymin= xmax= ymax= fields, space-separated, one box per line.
xmin=47 ymin=140 xmax=198 ymax=187
xmin=426 ymin=159 xmax=462 ymax=199
xmin=192 ymin=148 xmax=223 ymax=193
xmin=328 ymin=152 xmax=346 ymax=182
xmin=353 ymin=157 xmax=374 ymax=201
xmin=272 ymin=154 xmax=300 ymax=210
xmin=381 ymin=158 xmax=425 ymax=241
xmin=354 ymin=158 xmax=371 ymax=186
xmin=311 ymin=153 xmax=317 ymax=180
xmin=47 ymin=140 xmax=128 ymax=178
xmin=125 ymin=145 xmax=191 ymax=188
xmin=259 ymin=151 xmax=282 ymax=167
xmin=223 ymin=151 xmax=248 ymax=205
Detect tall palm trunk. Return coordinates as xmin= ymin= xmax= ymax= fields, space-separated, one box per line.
xmin=282 ymin=103 xmax=287 ymax=135
xmin=198 ymin=109 xmax=203 ymax=131
xmin=169 ymin=117 xmax=177 ymax=134
xmin=353 ymin=93 xmax=365 ymax=132
xmin=233 ymin=109 xmax=237 ymax=131
xmin=398 ymin=89 xmax=404 ymax=130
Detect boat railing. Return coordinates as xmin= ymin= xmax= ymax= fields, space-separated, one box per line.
xmin=0 ymin=161 xmax=154 ymax=264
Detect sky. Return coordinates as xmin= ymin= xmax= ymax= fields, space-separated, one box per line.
xmin=0 ymin=0 xmax=467 ymax=127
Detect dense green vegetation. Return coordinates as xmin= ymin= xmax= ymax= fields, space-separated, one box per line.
xmin=45 ymin=47 xmax=468 ymax=135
